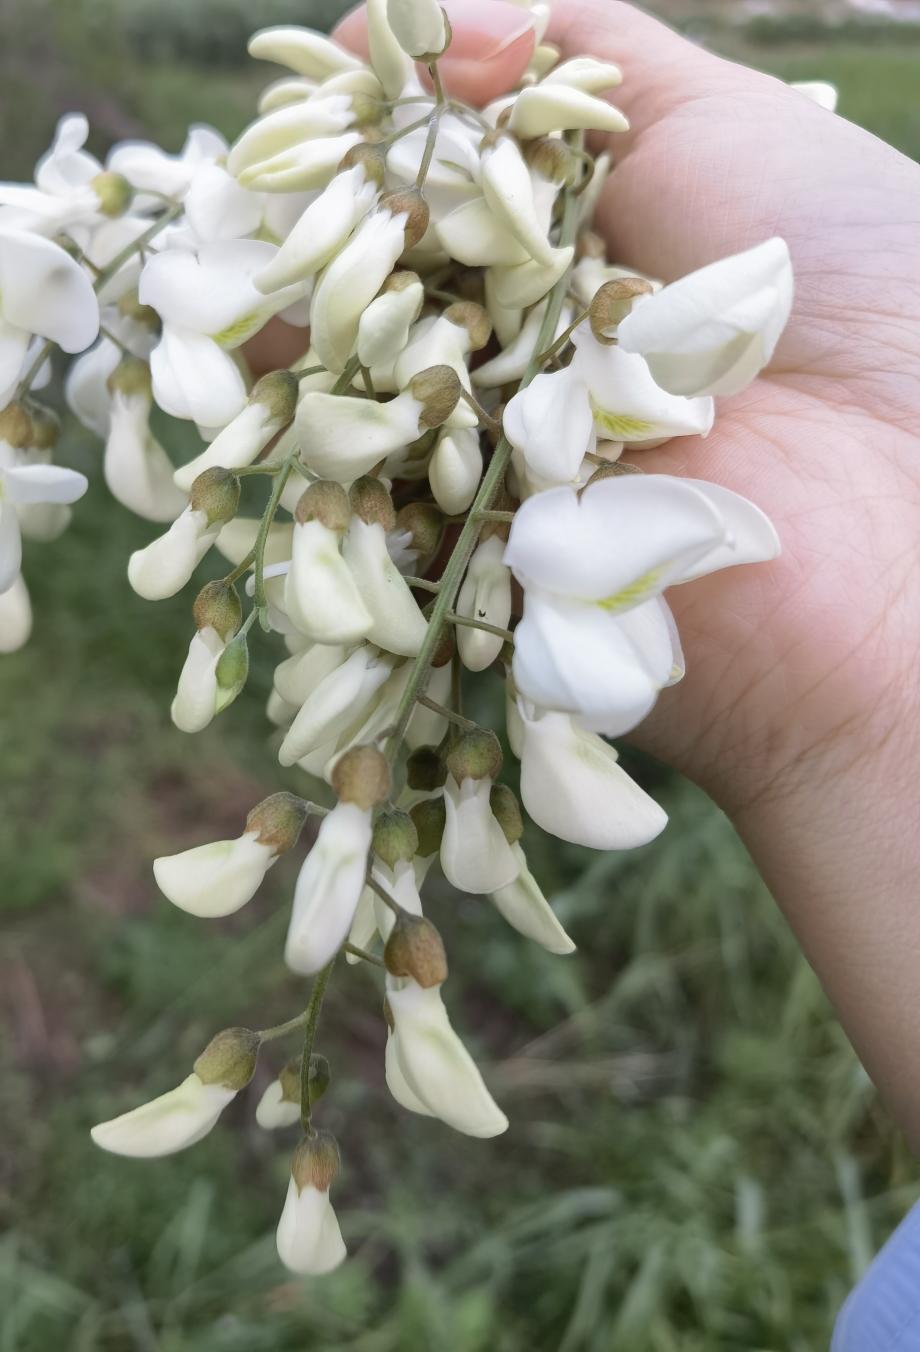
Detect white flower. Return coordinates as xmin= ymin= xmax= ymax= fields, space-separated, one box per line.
xmin=385 ymin=977 xmax=508 ymax=1137
xmin=279 ymin=647 xmax=394 ymax=767
xmin=518 ymin=707 xmax=668 ymax=850
xmin=153 ymin=833 xmax=277 ymax=917
xmin=357 ymin=273 xmax=424 ymax=369
xmin=234 ymin=131 xmax=363 ymax=194
xmin=0 ymin=460 xmax=87 ymax=593
xmin=0 ymin=114 xmax=107 ymax=235
xmin=170 ymin=625 xmax=232 ymax=733
xmin=273 ymin=639 xmax=348 ymax=707
xmin=479 ymin=137 xmax=557 ymax=268
xmin=541 ymin=57 xmax=623 ymax=93
xmin=255 ymin=1077 xmax=301 ymax=1130
xmin=456 ymin=535 xmax=512 ymax=672
xmin=295 ymin=388 xmax=425 ymax=481
xmin=487 ymin=244 xmax=575 ymax=310
xmin=173 ymin=370 xmax=298 ymax=492
xmin=441 ymin=775 xmax=519 ymax=894
xmin=104 ymin=369 xmax=187 ymax=522
xmin=284 ymin=484 xmax=373 ymax=643
xmin=436 ymin=196 xmax=530 ymax=269
xmin=253 ymin=166 xmax=378 ymax=293
xmin=386 ymin=0 xmax=450 ymax=58
xmin=228 ymin=97 xmax=360 ymax=183
xmin=366 ymin=0 xmax=412 ymax=98
xmin=182 ymin=162 xmax=264 ymax=245
xmin=429 ymin=429 xmax=482 ymax=515
xmin=138 ymin=240 xmax=306 ymax=427
xmin=128 ymin=506 xmax=221 ymax=601
xmin=249 ymin=26 xmax=364 ymax=81
xmin=90 ymin=1073 xmax=236 ymax=1158
xmin=285 ymin=801 xmax=372 ymax=974
xmin=275 ymin=1137 xmax=347 ymax=1275
xmin=342 ymin=511 xmax=429 ymax=657
xmin=616 ymin=238 xmax=794 ymax=397
xmin=503 ymin=364 xmax=596 ymax=486
xmin=393 ymin=314 xmax=479 ymax=431
xmin=505 ymin=475 xmax=779 ymax=735
xmin=0 ymin=228 xmax=99 ymax=407
xmin=472 ymin=299 xmax=573 ymax=389
xmin=0 ymin=571 xmax=31 ymax=652
xmin=309 ymin=208 xmax=411 ymax=373
xmin=490 ymin=843 xmax=576 ymax=954
xmin=508 ymin=84 xmax=629 ymax=139
xmin=108 ymin=125 xmax=228 ymax=201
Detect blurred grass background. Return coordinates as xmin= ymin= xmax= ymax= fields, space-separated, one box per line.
xmin=1 ymin=2 xmax=919 ymax=1349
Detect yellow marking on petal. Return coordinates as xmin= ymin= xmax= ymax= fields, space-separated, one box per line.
xmin=590 ymin=400 xmax=654 ymax=440
xmin=211 ymin=312 xmax=267 ymax=348
xmin=595 ymin=567 xmax=663 ymax=612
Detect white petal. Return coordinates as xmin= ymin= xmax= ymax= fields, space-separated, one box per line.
xmin=296 ymin=389 xmax=422 ymax=481
xmin=249 ymin=26 xmax=364 ymax=80
xmin=385 ymin=1029 xmax=434 ymax=1116
xmin=65 ymin=338 xmax=120 ymax=437
xmin=149 ymin=329 xmax=248 ymax=428
xmin=153 ymin=832 xmax=276 ymax=917
xmin=0 ymin=502 xmax=23 ymax=594
xmin=237 ymin=132 xmax=363 ymax=194
xmin=170 ymin=625 xmax=224 ymax=733
xmin=254 ymin=167 xmax=376 ymax=293
xmin=491 ymin=842 xmax=576 ymax=954
xmin=0 ymin=321 xmax=30 ymax=408
xmin=3 ymin=463 xmax=88 ymax=505
xmin=435 ymin=196 xmax=530 ymax=268
xmin=283 ymin=517 xmax=373 ymax=644
xmin=184 ymin=164 xmax=264 ymax=243
xmin=91 ymin=1074 xmax=235 ymax=1158
xmin=357 ymin=278 xmax=425 ymax=370
xmin=285 ymin=802 xmax=372 ymax=974
xmin=0 ymin=571 xmax=31 ymax=651
xmin=274 ymin=640 xmax=348 ymax=706
xmin=341 ymin=517 xmax=428 ymax=657
xmin=571 ymin=333 xmax=714 ymax=445
xmin=309 ymin=209 xmax=409 ymax=372
xmin=456 ymin=534 xmax=512 ymax=673
xmin=509 ymin=84 xmax=629 ymax=139
xmin=105 ymin=393 xmax=186 ymax=522
xmin=0 ymin=228 xmax=99 ymax=352
xmin=441 ymin=776 xmax=519 ymax=894
xmin=678 ymin=478 xmax=781 ymax=579
xmin=502 ymin=366 xmax=595 ymax=485
xmin=488 ymin=245 xmax=574 ymax=310
xmin=276 ymin=1177 xmax=347 ymax=1275
xmin=278 ymin=646 xmax=392 ymax=766
xmin=429 ymin=429 xmax=482 ymax=515
xmin=128 ymin=507 xmax=215 ymax=602
xmin=255 ymin=1081 xmax=302 ymax=1130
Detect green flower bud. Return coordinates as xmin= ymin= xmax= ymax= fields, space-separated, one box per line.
xmin=189 ymin=467 xmax=241 ymax=526
xmin=278 ymin=1052 xmax=330 ymax=1106
xmin=410 ymin=795 xmax=446 ymax=857
xmin=193 ymin=1026 xmax=260 ymax=1090
xmin=215 ymin=632 xmax=250 ymax=711
xmin=193 ymin=579 xmax=242 ymax=640
xmin=291 ymin=1129 xmax=340 ymax=1192
xmin=372 ymin=807 xmax=418 ymax=869
xmin=409 ymin=365 xmax=462 ymax=429
xmin=446 ymin=728 xmax=503 ymax=783
xmin=406 ymin=745 xmax=447 ymax=792
xmin=490 ymin=783 xmax=523 ymax=845
xmin=331 ymin=745 xmax=391 ymax=810
xmin=91 ymin=170 xmax=133 ymax=217
xmin=250 ymin=368 xmax=298 ymax=422
xmin=349 ymin=475 xmax=395 ymax=530
xmin=245 ymin=791 xmax=309 ymax=853
xmin=384 ymin=914 xmax=448 ymax=988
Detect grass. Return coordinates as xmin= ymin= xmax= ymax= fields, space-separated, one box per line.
xmin=1 ymin=10 xmax=919 ymax=1351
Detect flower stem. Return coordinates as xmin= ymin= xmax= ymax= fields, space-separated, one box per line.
xmin=447 ymin=611 xmax=514 ymax=643
xmin=258 ymin=1012 xmax=308 ymax=1042
xmin=416 ymin=693 xmax=477 ymax=731
xmin=300 ymin=958 xmax=335 ymax=1132
xmin=366 ymin=873 xmax=411 ymax=918
xmin=253 ymin=452 xmax=296 ymax=624
xmin=343 ymin=942 xmax=386 ymax=968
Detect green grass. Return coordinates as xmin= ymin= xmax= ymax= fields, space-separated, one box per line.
xmin=1 ymin=15 xmax=919 ymax=1352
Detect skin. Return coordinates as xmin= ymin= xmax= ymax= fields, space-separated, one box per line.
xmin=263 ymin=2 xmax=920 ymax=1140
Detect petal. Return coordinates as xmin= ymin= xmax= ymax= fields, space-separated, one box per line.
xmin=491 ymin=842 xmax=576 ymax=954
xmin=153 ymin=832 xmax=275 ymax=917
xmin=678 ymin=478 xmax=780 ymax=580
xmin=341 ymin=518 xmax=429 ymax=657
xmin=0 ymin=500 xmax=23 ymax=593
xmin=276 ymin=1178 xmax=347 ymax=1276
xmin=90 ymin=1074 xmax=235 ymax=1158
xmin=502 ymin=366 xmax=595 ymax=485
xmin=149 ymin=329 xmax=248 ymax=427
xmin=283 ymin=518 xmax=373 ymax=645
xmin=0 ymin=228 xmax=99 ymax=352
xmin=184 ymin=164 xmax=264 ymax=243
xmin=570 ymin=334 xmax=714 ymax=444
xmin=441 ymin=776 xmax=519 ymax=894
xmin=3 ymin=463 xmax=88 ymax=505
xmin=0 ymin=571 xmax=31 ymax=652
xmin=284 ymin=802 xmax=372 ymax=974
xmin=0 ymin=321 xmax=30 ymax=408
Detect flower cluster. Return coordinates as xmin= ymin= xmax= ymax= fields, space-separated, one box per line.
xmin=0 ymin=0 xmax=803 ymax=1277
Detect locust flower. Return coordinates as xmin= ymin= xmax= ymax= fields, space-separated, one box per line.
xmin=357 ymin=270 xmax=425 ymax=369
xmin=104 ymin=358 xmax=186 ymax=522
xmin=505 ymin=475 xmax=779 ymax=735
xmin=488 ymin=783 xmax=575 ymax=953
xmin=508 ymin=84 xmax=629 ymax=139
xmin=456 ymin=534 xmax=512 ymax=672
xmin=0 ymin=228 xmax=99 ymax=408
xmin=616 ymin=237 xmax=794 ymax=397
xmin=385 ymin=975 xmax=508 ymax=1137
xmin=285 ymin=746 xmax=390 ymax=974
xmin=429 ymin=428 xmax=482 ymax=515
xmin=342 ymin=477 xmax=429 ymax=657
xmin=253 ymin=165 xmax=379 ymax=293
xmin=440 ymin=730 xmax=518 ymax=894
xmin=479 ymin=134 xmax=557 ymax=268
xmin=173 ymin=370 xmax=298 ymax=492
xmin=284 ymin=480 xmax=373 ymax=643
xmin=386 ymin=0 xmax=451 ymax=60
xmin=248 ymin=26 xmax=365 ymax=81
xmin=278 ymin=645 xmax=394 ymax=767
xmin=170 ymin=578 xmax=245 ymax=734
xmin=91 ymin=1027 xmax=259 ymax=1158
xmin=128 ymin=468 xmax=239 ymax=601
xmin=108 ymin=125 xmax=229 ymax=201
xmin=276 ymin=1132 xmax=347 ymax=1275
xmin=154 ymin=791 xmax=308 ymax=917
xmin=256 ymin=1058 xmax=308 ymax=1130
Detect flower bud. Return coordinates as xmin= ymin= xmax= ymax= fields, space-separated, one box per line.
xmin=429 ymin=428 xmax=482 ymax=515
xmin=408 ymin=364 xmax=462 ymax=429
xmin=189 ymin=467 xmax=240 ymax=527
xmin=357 ymin=270 xmax=425 ymax=369
xmin=0 ymin=402 xmax=34 ymax=450
xmin=490 ymin=783 xmax=523 ymax=845
xmin=395 ymin=501 xmax=444 ymax=564
xmin=193 ymin=580 xmax=242 ymax=642
xmin=296 ymin=479 xmax=351 ymax=531
xmin=406 ymin=745 xmax=447 ymax=792
xmin=277 ymin=1131 xmax=346 ymax=1274
xmin=373 ymin=807 xmax=418 ymax=869
xmin=386 ymin=0 xmax=450 ymax=61
xmin=589 ymin=277 xmax=654 ymax=344
xmin=443 ymin=302 xmax=492 ymax=353
xmin=306 ymin=1052 xmax=331 ymax=1105
xmin=384 ymin=915 xmax=448 ymax=988
xmin=245 ymin=791 xmax=310 ymax=853
xmin=523 ymin=137 xmax=579 ymax=186
xmin=214 ymin=632 xmax=250 ymax=712
xmin=508 ymin=85 xmax=629 ymax=140
xmin=92 ymin=170 xmax=133 ymax=217
xmin=331 ymin=744 xmax=391 ymax=810
xmin=349 ymin=475 xmax=396 ymax=531
xmin=338 ymin=139 xmax=387 ymax=186
xmin=292 ymin=1130 xmax=340 ymax=1192
xmin=446 ymin=728 xmax=502 ymax=783
xmin=379 ymin=186 xmax=430 ymax=250
xmin=410 ymin=795 xmax=446 ymax=857
xmin=193 ymin=1026 xmax=260 ymax=1091
xmin=491 ymin=843 xmax=576 ymax=955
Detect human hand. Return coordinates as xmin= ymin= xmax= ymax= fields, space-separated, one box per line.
xmin=338 ymin=0 xmax=920 ymax=1141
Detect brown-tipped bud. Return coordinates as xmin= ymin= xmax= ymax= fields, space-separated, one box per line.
xmin=27 ymin=403 xmax=60 ymax=452
xmin=384 ymin=915 xmax=448 ymax=988
xmin=117 ymin=290 xmax=160 ymax=328
xmin=294 ymin=479 xmax=351 ymax=532
xmin=193 ymin=579 xmax=242 ymax=640
xmin=193 ymin=1026 xmax=260 ymax=1090
xmin=490 ymin=783 xmax=523 ymax=845
xmin=291 ymin=1130 xmax=340 ymax=1193
xmin=395 ymin=501 xmax=444 ymax=563
xmin=524 ymin=137 xmax=579 ymax=186
xmin=446 ymin=728 xmax=502 ymax=783
xmin=338 ymin=139 xmax=387 ymax=186
xmin=409 ymin=365 xmax=462 ymax=429
xmin=589 ymin=278 xmax=654 ymax=344
xmin=406 ymin=745 xmax=447 ymax=792
xmin=373 ymin=807 xmax=418 ymax=869
xmin=215 ymin=633 xmax=250 ymax=711
xmin=576 ymin=229 xmax=606 ymax=261
xmin=382 ymin=269 xmax=421 ymax=296
xmin=349 ymin=475 xmax=395 ymax=530
xmin=331 ymin=744 xmax=391 ymax=810
xmin=0 ymin=402 xmax=34 ymax=450
xmin=106 ymin=355 xmax=152 ymax=400
xmin=379 ymin=186 xmax=430 ymax=250
xmin=91 ymin=170 xmax=133 ymax=217
xmin=250 ymin=368 xmax=298 ymax=422
xmin=245 ymin=791 xmax=309 ymax=853
xmin=431 ymin=628 xmax=455 ymax=668
xmin=410 ymin=795 xmax=446 ymax=857
xmin=189 ymin=466 xmax=240 ymax=526
xmin=583 ymin=459 xmax=643 ymax=492
xmin=443 ymin=302 xmax=492 ymax=353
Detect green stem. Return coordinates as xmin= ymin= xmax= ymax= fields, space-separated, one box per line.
xmin=14 ymin=341 xmax=54 ymax=401
xmin=475 ymin=509 xmax=515 ymax=524
xmin=417 ymin=693 xmax=476 ymax=732
xmin=343 ymin=942 xmax=386 ymax=969
xmin=415 ymin=107 xmax=442 ymax=189
xmin=430 ymin=62 xmax=447 ymax=108
xmin=447 ymin=611 xmax=514 ymax=643
xmin=382 ymin=171 xmax=581 ymax=763
xmin=259 ymin=1012 xmax=308 ymax=1042
xmin=93 ymin=203 xmax=182 ymax=293
xmin=253 ymin=453 xmax=296 ymax=622
xmin=300 ymin=959 xmax=335 ymax=1132
xmin=366 ymin=873 xmax=410 ymax=919
xmin=404 ymin=575 xmax=441 ymax=594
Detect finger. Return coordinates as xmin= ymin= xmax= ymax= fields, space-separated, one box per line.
xmin=334 ymin=0 xmax=537 ymax=106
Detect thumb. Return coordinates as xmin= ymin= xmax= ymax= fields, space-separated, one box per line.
xmin=334 ymin=0 xmax=537 ymax=106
